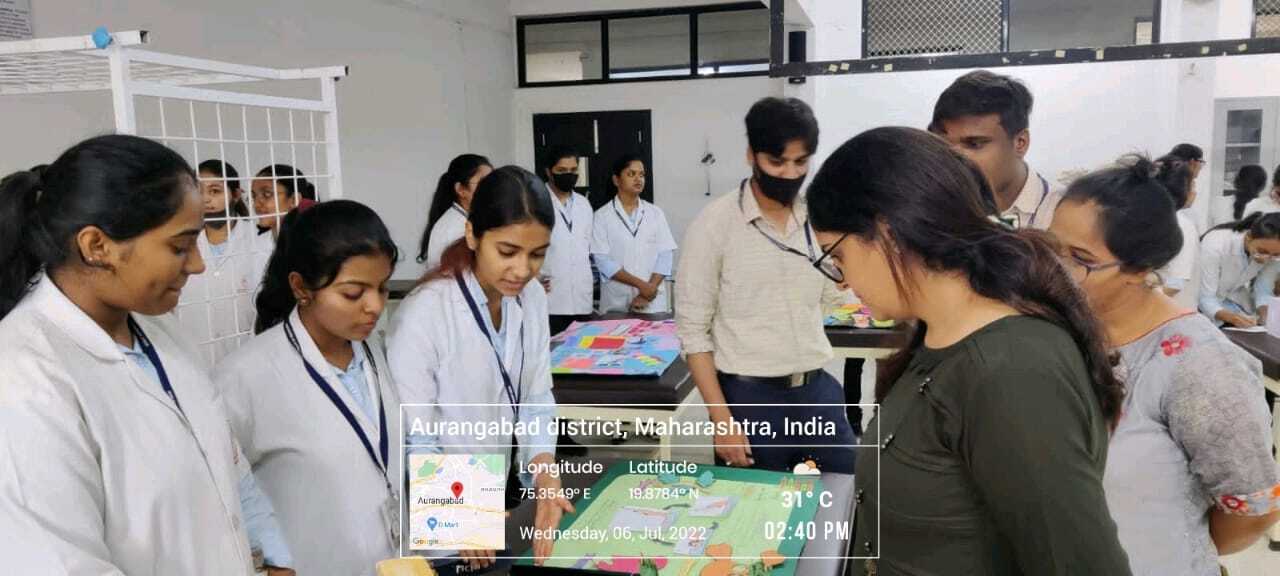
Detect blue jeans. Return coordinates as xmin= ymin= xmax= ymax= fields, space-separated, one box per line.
xmin=717 ymin=370 xmax=857 ymax=474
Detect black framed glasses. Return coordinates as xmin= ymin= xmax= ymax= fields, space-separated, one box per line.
xmin=811 ymin=232 xmax=848 ymax=284
xmin=1062 ymin=256 xmax=1121 ymax=279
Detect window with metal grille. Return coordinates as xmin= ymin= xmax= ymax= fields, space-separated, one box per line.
xmin=864 ymin=0 xmax=1160 ymax=59
xmin=1259 ymin=0 xmax=1280 ymax=38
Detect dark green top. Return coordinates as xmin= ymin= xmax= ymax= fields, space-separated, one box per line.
xmin=853 ymin=315 xmax=1131 ymax=576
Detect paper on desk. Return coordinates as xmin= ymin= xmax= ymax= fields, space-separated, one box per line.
xmin=1223 ymin=325 xmax=1269 ymax=333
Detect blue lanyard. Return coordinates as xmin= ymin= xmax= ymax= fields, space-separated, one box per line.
xmin=283 ymin=320 xmax=388 ymax=478
xmin=739 ymin=179 xmax=817 ymax=260
xmin=127 ymin=316 xmax=183 ymax=416
xmin=450 ymin=203 xmax=467 ymax=219
xmin=556 ymin=193 xmax=574 ymax=233
xmin=613 ymin=198 xmax=645 ymax=238
xmin=455 ymin=275 xmax=523 ymax=418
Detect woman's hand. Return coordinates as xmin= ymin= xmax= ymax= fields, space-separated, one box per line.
xmin=532 ymin=472 xmax=576 ymax=565
xmin=629 ymin=294 xmax=653 ymax=312
xmin=459 ymin=549 xmax=497 ymax=570
xmin=638 ymin=281 xmax=659 ymax=301
xmin=1220 ymin=312 xmax=1259 ymax=328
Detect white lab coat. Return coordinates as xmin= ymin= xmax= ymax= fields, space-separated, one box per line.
xmin=387 ymin=270 xmax=557 ymax=480
xmin=1198 ymin=228 xmax=1280 ymax=319
xmin=544 ymin=187 xmax=595 ymax=315
xmin=1159 ymin=211 xmax=1201 ymax=310
xmin=424 ymin=204 xmax=467 ymax=272
xmin=0 ymin=274 xmax=254 ymax=575
xmin=215 ymin=309 xmax=401 ymax=576
xmin=591 ymin=198 xmax=678 ymax=313
xmin=175 ymin=223 xmax=269 ymax=366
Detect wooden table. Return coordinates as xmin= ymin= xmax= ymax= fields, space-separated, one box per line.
xmin=1222 ymin=329 xmax=1280 ymax=548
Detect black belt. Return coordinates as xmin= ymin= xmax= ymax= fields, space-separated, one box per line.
xmin=718 ymin=369 xmax=823 ymax=389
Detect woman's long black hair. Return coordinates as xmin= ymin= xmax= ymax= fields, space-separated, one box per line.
xmin=0 ymin=135 xmax=195 ymax=319
xmin=806 ymin=126 xmax=1123 ymax=427
xmin=417 ymin=154 xmax=491 ymax=263
xmin=255 ymin=199 xmax=400 ymax=333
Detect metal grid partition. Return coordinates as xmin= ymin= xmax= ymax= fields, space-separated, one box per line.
xmin=0 ymin=30 xmax=347 ymax=367
xmin=1259 ymin=0 xmax=1280 ymax=38
xmin=863 ymin=0 xmax=1004 ymax=58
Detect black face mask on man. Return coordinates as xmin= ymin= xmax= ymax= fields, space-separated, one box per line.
xmin=549 ymin=172 xmax=579 ymax=193
xmin=753 ymin=165 xmax=806 ymax=205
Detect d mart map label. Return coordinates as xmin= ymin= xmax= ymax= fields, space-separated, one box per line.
xmin=408 ymin=454 xmax=506 ymax=551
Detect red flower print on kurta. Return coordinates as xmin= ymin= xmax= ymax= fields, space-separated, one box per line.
xmin=1160 ymin=334 xmax=1191 ymax=357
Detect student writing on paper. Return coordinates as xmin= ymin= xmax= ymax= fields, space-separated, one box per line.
xmin=1197 ymin=212 xmax=1280 ymax=327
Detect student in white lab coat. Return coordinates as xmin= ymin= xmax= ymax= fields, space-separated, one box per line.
xmin=216 ymin=200 xmax=403 ymax=576
xmin=540 ymin=145 xmax=596 ymax=335
xmin=416 ymin=154 xmax=493 ymax=272
xmin=0 ymin=135 xmax=257 ymax=574
xmin=251 ymin=164 xmax=314 ymax=238
xmin=1197 ymin=212 xmax=1280 ymax=327
xmin=591 ymin=154 xmax=677 ymax=313
xmin=388 ymin=166 xmax=574 ymax=573
xmin=176 ymin=159 xmax=262 ymax=366
xmin=1242 ymin=166 xmax=1280 ymax=217
xmin=1151 ymin=155 xmax=1201 ymax=309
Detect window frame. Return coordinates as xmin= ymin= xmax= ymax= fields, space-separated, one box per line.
xmin=516 ymin=2 xmax=770 ymax=88
xmin=860 ymin=0 xmax=1162 ymax=60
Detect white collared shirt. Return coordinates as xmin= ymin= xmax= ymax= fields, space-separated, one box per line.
xmin=544 ymin=186 xmax=595 ymax=315
xmin=176 ymin=222 xmax=264 ymax=367
xmin=423 ymin=203 xmax=468 ymax=272
xmin=1197 ymin=228 xmax=1280 ymax=319
xmin=214 ymin=308 xmax=400 ymax=576
xmin=387 ymin=269 xmax=556 ymax=482
xmin=1001 ymin=165 xmax=1063 ymax=230
xmin=675 ymin=182 xmax=845 ymax=377
xmin=0 ymin=274 xmax=254 ymax=574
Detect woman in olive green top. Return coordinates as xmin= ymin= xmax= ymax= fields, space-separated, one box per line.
xmin=805 ymin=127 xmax=1130 ymax=575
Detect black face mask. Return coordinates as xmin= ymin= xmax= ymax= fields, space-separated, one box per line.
xmin=753 ymin=166 xmax=805 ymax=205
xmin=203 ymin=211 xmax=229 ymax=230
xmin=550 ymin=172 xmax=578 ymax=193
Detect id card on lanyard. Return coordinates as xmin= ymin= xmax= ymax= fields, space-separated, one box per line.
xmin=739 ymin=179 xmax=818 ymax=261
xmin=282 ymin=320 xmax=400 ymax=547
xmin=555 ymin=192 xmax=575 ymax=233
xmin=455 ymin=275 xmax=524 ymax=419
xmin=613 ymin=198 xmax=645 ymax=238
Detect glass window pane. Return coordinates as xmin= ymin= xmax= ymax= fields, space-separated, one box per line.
xmin=697 ymin=9 xmax=769 ymax=75
xmin=1227 ymin=109 xmax=1264 ymax=144
xmin=1009 ymin=0 xmax=1156 ymax=51
xmin=1223 ymin=146 xmax=1262 ymax=192
xmin=524 ymin=21 xmax=603 ymax=83
xmin=608 ymin=15 xmax=691 ymax=79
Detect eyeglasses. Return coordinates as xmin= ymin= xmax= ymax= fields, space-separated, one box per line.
xmin=811 ymin=233 xmax=848 ymax=284
xmin=1061 ymin=255 xmax=1121 ymax=279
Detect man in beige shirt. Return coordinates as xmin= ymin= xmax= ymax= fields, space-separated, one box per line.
xmin=676 ymin=97 xmax=855 ymax=475
xmin=929 ymin=70 xmax=1063 ymax=230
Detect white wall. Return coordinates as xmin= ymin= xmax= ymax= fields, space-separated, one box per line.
xmin=512 ymin=76 xmax=783 ymax=244
xmin=806 ymin=0 xmax=1280 ymax=231
xmin=2 ymin=0 xmax=515 ymax=280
